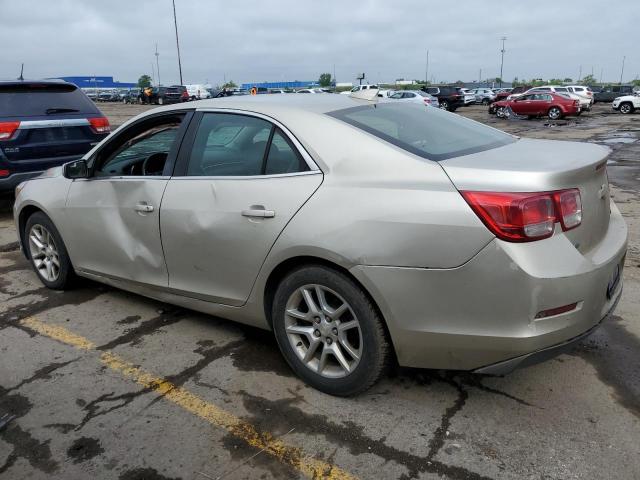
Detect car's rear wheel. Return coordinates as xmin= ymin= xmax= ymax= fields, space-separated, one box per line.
xmin=481 ymin=98 xmax=490 ymax=105
xmin=548 ymin=107 xmax=563 ymax=120
xmin=439 ymin=100 xmax=449 ymax=111
xmin=272 ymin=265 xmax=390 ymax=396
xmin=619 ymin=102 xmax=634 ymax=114
xmin=496 ymin=106 xmax=507 ymax=118
xmin=25 ymin=212 xmax=75 ymax=290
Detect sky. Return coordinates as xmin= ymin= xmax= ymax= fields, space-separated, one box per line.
xmin=1 ymin=0 xmax=638 ymax=87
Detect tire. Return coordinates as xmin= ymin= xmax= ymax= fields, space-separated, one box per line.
xmin=24 ymin=212 xmax=75 ymax=290
xmin=548 ymin=107 xmax=563 ymax=120
xmin=272 ymin=265 xmax=390 ymax=396
xmin=496 ymin=107 xmax=507 ymax=118
xmin=481 ymin=98 xmax=490 ymax=105
xmin=576 ymin=110 xmax=582 ymax=116
xmin=439 ymin=100 xmax=449 ymax=111
xmin=158 ymin=97 xmax=164 ymax=105
xmin=619 ymin=102 xmax=634 ymax=114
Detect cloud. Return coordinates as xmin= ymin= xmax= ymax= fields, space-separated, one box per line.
xmin=1 ymin=0 xmax=638 ymax=86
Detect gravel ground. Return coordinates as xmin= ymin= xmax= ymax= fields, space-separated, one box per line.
xmin=0 ymin=101 xmax=639 ymax=480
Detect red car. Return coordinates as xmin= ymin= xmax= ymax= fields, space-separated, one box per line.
xmin=490 ymin=92 xmax=580 ymax=120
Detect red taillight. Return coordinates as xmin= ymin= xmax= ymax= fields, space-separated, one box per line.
xmin=88 ymin=117 xmax=110 ymax=134
xmin=423 ymin=98 xmax=432 ymax=104
xmin=0 ymin=121 xmax=20 ymax=140
xmin=461 ymin=189 xmax=582 ymax=242
xmin=0 ymin=169 xmax=10 ymax=177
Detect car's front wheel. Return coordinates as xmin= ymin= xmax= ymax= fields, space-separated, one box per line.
xmin=272 ymin=265 xmax=390 ymax=396
xmin=439 ymin=100 xmax=449 ymax=111
xmin=619 ymin=102 xmax=634 ymax=114
xmin=481 ymin=98 xmax=490 ymax=105
xmin=25 ymin=212 xmax=75 ymax=290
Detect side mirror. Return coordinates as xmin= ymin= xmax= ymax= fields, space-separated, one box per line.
xmin=63 ymin=159 xmax=89 ymax=179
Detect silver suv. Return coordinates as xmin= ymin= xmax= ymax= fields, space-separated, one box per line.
xmin=471 ymin=88 xmax=496 ymax=105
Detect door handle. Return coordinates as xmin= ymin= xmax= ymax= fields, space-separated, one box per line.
xmin=242 ymin=207 xmax=275 ymax=218
xmin=135 ymin=203 xmax=154 ymax=213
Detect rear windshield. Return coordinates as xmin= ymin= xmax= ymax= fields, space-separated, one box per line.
xmin=0 ymin=83 xmax=99 ymax=117
xmin=328 ymin=103 xmax=515 ymax=161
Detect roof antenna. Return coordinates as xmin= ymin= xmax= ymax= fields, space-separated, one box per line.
xmin=18 ymin=63 xmax=24 ymax=81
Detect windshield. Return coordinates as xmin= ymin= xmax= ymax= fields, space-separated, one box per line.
xmin=328 ymin=103 xmax=515 ymax=161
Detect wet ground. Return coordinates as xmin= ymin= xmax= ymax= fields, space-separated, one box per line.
xmin=1 ymin=102 xmax=639 ymax=480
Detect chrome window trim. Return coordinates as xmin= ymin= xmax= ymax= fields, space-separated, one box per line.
xmin=169 ymin=170 xmax=322 ymax=181
xmin=72 ymin=176 xmax=171 ymax=182
xmin=18 ymin=119 xmax=90 ymax=129
xmin=194 ymin=107 xmax=320 ymax=172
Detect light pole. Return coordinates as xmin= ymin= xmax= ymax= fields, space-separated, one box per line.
xmin=499 ymin=36 xmax=507 ymax=87
xmin=155 ymin=43 xmax=161 ymax=86
xmin=425 ymin=49 xmax=429 ymax=85
xmin=619 ymin=56 xmax=626 ymax=85
xmin=172 ymin=0 xmax=183 ymax=85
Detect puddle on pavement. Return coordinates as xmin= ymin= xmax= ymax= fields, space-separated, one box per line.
xmin=597 ymin=131 xmax=638 ymax=144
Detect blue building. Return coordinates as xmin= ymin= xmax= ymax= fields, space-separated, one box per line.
xmin=241 ymin=80 xmax=317 ymax=90
xmin=49 ymin=76 xmax=137 ymax=89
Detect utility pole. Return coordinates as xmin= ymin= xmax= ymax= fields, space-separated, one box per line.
xmin=425 ymin=49 xmax=429 ymax=85
xmin=499 ymin=36 xmax=507 ymax=87
xmin=155 ymin=43 xmax=161 ymax=86
xmin=578 ymin=65 xmax=582 ymax=82
xmin=172 ymin=0 xmax=183 ymax=85
xmin=479 ymin=68 xmax=482 ymax=84
xmin=333 ymin=63 xmax=336 ymax=83
xmin=18 ymin=63 xmax=24 ymax=81
xmin=619 ymin=56 xmax=626 ymax=85
xmin=151 ymin=62 xmax=155 ymax=86
xmin=600 ymin=68 xmax=604 ymax=84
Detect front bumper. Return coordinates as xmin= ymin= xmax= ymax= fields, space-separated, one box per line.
xmin=350 ymin=203 xmax=627 ymax=371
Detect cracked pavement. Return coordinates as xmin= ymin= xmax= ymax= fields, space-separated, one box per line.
xmin=1 ymin=103 xmax=639 ymax=479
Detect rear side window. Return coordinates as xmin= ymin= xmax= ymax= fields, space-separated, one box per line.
xmin=186 ymin=113 xmax=308 ymax=176
xmin=328 ymin=103 xmax=515 ymax=161
xmin=0 ymin=83 xmax=99 ymax=117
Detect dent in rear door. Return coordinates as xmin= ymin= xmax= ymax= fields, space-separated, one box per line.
xmin=160 ymin=173 xmax=322 ymax=306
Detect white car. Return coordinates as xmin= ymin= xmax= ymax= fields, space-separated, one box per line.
xmin=566 ymin=85 xmax=594 ymax=111
xmin=296 ymin=88 xmax=326 ymax=94
xmin=612 ymin=93 xmax=640 ymax=114
xmin=459 ymin=88 xmax=476 ymax=105
xmin=471 ymin=88 xmax=497 ymax=105
xmin=340 ymin=84 xmax=379 ymax=95
xmin=387 ymin=90 xmax=439 ymax=107
xmin=185 ymin=84 xmax=211 ymax=100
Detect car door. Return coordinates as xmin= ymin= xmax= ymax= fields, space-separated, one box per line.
xmin=510 ymin=94 xmax=532 ymax=114
xmin=64 ymin=111 xmax=192 ymax=286
xmin=160 ymin=111 xmax=323 ymax=306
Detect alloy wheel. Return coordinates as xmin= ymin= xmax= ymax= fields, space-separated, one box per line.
xmin=620 ymin=104 xmax=631 ymax=114
xmin=28 ymin=224 xmax=60 ymax=282
xmin=284 ymin=284 xmax=362 ymax=378
xmin=548 ymin=107 xmax=561 ymax=120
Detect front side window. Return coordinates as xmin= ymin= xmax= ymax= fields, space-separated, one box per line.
xmin=94 ymin=114 xmax=184 ymax=177
xmin=186 ymin=113 xmax=308 ymax=176
xmin=328 ymin=103 xmax=515 ymax=161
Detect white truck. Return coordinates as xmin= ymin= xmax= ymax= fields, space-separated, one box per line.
xmin=612 ymin=92 xmax=640 ymax=114
xmin=185 ymin=84 xmax=211 ymax=100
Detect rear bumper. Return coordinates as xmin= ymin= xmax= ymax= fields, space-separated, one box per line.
xmin=350 ymin=202 xmax=628 ymax=371
xmin=474 ymin=286 xmax=621 ymax=374
xmin=0 ymin=171 xmax=44 ymax=192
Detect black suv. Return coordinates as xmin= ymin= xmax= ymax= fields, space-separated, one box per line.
xmin=0 ymin=80 xmax=110 ymax=193
xmin=422 ymin=86 xmax=465 ymax=111
xmin=594 ymin=85 xmax=635 ymax=103
xmin=148 ymin=85 xmax=189 ymax=105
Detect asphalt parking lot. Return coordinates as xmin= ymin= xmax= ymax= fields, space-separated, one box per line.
xmin=1 ymin=102 xmax=639 ymax=480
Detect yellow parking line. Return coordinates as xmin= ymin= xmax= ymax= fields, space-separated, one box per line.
xmin=18 ymin=316 xmax=357 ymax=480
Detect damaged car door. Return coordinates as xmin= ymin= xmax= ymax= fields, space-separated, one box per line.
xmin=64 ymin=112 xmax=191 ymax=286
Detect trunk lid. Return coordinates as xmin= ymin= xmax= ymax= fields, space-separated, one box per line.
xmin=440 ymin=138 xmax=611 ymax=253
